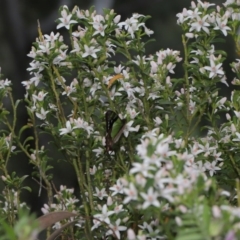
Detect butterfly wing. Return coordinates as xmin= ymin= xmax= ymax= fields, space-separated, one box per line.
xmin=113 ymin=119 xmax=126 ymax=144
xmin=105 ymin=110 xmax=118 ymax=152
xmin=105 ymin=110 xmax=118 ymax=133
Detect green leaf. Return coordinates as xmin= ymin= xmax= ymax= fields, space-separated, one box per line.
xmin=0 ymin=218 xmax=16 ymax=240
xmin=14 ymin=99 xmax=21 ymax=108
xmin=202 ymin=203 xmax=211 ymax=233
xmin=22 ymin=136 xmax=34 ymax=148
xmin=18 ymin=125 xmax=32 ymax=140
xmin=22 ymin=186 xmax=32 ymax=192
xmin=176 ymin=233 xmax=203 ymax=240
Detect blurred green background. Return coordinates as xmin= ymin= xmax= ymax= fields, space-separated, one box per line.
xmin=0 ymin=0 xmax=233 ymax=215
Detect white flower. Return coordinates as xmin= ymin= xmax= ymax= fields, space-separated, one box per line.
xmin=62 ymin=81 xmax=77 ymax=96
xmin=109 ymin=179 xmax=124 ymax=196
xmin=123 ymin=121 xmax=140 ymax=137
xmin=91 ymin=218 xmax=101 ymax=231
xmin=176 ymin=10 xmax=187 ymax=25
xmin=118 ymin=16 xmax=143 ymax=38
xmin=44 ymin=32 xmax=60 ymax=42
xmin=204 ymin=160 xmax=221 ymax=176
xmin=4 ymin=134 xmax=16 ymax=152
xmin=53 ymin=49 xmax=69 ymax=66
xmin=27 ymin=47 xmax=37 ymax=58
xmin=114 ymin=15 xmax=121 ymax=24
xmin=132 ymin=55 xmax=146 ymax=66
xmin=76 ymin=8 xmax=87 ymax=19
xmin=83 ymin=78 xmax=92 ymax=87
xmin=27 ymin=60 xmax=45 ymax=72
xmin=89 ymin=82 xmax=101 ymax=96
xmin=127 ymin=229 xmax=137 ymax=240
xmin=189 ymin=15 xmax=210 ymax=34
xmin=150 ymin=61 xmax=158 ymax=73
xmin=198 ymin=1 xmax=215 ymax=9
xmin=38 ymin=42 xmax=53 ymax=54
xmin=107 ymin=196 xmax=113 ymax=206
xmin=148 ymin=92 xmax=160 ymax=100
xmin=92 ymin=22 xmax=107 ymax=36
xmin=82 ymin=45 xmax=100 ymax=58
xmin=0 ymin=78 xmax=11 ymax=88
xmin=126 ymin=108 xmax=139 ymax=119
xmin=36 ymin=107 xmax=49 ymax=120
xmin=232 ymin=132 xmax=240 ymax=141
xmin=118 ymin=17 xmax=138 ymax=31
xmin=234 ymin=111 xmax=240 ymax=119
xmin=166 ymin=62 xmax=176 ymax=74
xmin=144 ymin=26 xmax=154 ymax=36
xmin=92 ymin=147 xmax=103 ymax=157
xmin=73 ymin=117 xmax=93 ymax=135
xmin=93 ymin=187 xmax=108 ymax=200
xmin=29 ymin=72 xmax=42 ymax=86
xmin=185 ymin=32 xmax=195 ymax=38
xmin=130 ymin=162 xmax=154 ymax=177
xmin=106 ymin=219 xmax=127 ymax=239
xmin=212 ymin=205 xmax=222 ymax=218
xmin=89 ymin=165 xmax=97 ymax=175
xmin=22 ymin=80 xmax=32 ymax=90
xmin=140 ymin=187 xmax=160 ymax=209
xmin=123 ymin=183 xmax=138 ymax=204
xmin=57 ymin=8 xmax=77 ymax=30
xmin=204 ymin=58 xmax=224 ymax=78
xmin=155 ymin=142 xmax=176 ymax=161
xmin=135 ymin=174 xmax=147 ymax=187
xmin=186 ymin=7 xmax=202 ymax=19
xmin=32 ymin=91 xmax=48 ymax=102
xmin=71 ymin=39 xmax=81 ymax=53
xmin=215 ymin=97 xmax=227 ymax=113
xmin=59 ymin=121 xmax=73 ymax=135
xmin=73 ymin=117 xmax=84 ymax=128
xmin=214 ymin=17 xmax=231 ymax=36
xmin=41 ymin=203 xmax=50 ymax=214
xmin=138 ymin=221 xmax=160 ymax=236
xmin=154 ymin=117 xmax=163 ymax=126
xmin=198 ymin=142 xmax=216 ymax=157
xmin=113 ymin=204 xmax=124 ymax=214
xmin=118 ymin=81 xmax=135 ymax=98
xmin=159 ymin=186 xmax=175 ymax=202
xmin=93 ymin=204 xmax=114 ymax=225
xmin=174 ymin=175 xmax=192 ymax=194
xmin=49 ymin=103 xmax=57 ymax=111
xmin=175 ymin=216 xmax=182 ymax=226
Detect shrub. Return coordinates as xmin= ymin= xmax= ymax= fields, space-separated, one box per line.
xmin=1 ymin=1 xmax=240 ymax=239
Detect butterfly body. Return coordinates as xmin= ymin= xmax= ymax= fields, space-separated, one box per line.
xmin=105 ymin=110 xmax=126 ymax=152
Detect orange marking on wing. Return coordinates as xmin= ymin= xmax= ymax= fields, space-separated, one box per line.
xmin=108 ymin=74 xmax=124 ymax=89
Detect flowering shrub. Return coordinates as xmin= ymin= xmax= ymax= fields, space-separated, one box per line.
xmin=2 ymin=0 xmax=240 ymax=239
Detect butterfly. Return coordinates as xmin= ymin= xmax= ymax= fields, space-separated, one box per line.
xmin=105 ymin=110 xmax=126 ymax=152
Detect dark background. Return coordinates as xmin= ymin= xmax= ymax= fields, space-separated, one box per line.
xmin=0 ymin=0 xmax=232 ymax=214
